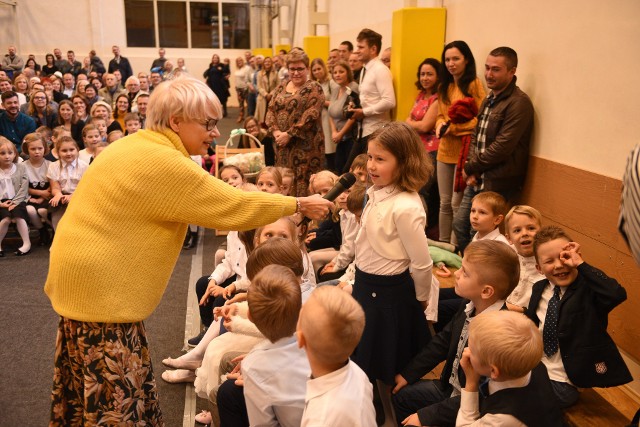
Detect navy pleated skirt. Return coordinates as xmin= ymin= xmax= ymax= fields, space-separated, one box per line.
xmin=351 ymin=267 xmax=430 ymax=385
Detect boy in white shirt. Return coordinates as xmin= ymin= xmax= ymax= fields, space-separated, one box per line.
xmin=297 ymin=286 xmax=375 ymax=427
xmin=457 ymin=310 xmax=562 ymax=426
xmin=504 ymin=205 xmax=545 ymax=312
xmin=469 ymin=191 xmax=510 ymax=245
xmin=240 ymin=264 xmax=310 ymax=427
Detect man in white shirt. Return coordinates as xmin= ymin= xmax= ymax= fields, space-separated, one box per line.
xmin=343 ymin=28 xmax=395 ymax=172
xmin=62 ymin=73 xmax=75 ymax=98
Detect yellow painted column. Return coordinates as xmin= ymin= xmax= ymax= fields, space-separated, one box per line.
xmin=391 ymin=8 xmax=446 ymax=121
xmin=303 ymin=36 xmax=330 ymax=63
xmin=252 ymin=48 xmax=274 ymax=58
xmin=275 ymin=44 xmax=292 ymax=54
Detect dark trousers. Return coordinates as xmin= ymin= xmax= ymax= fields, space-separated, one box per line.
xmin=195 ymin=275 xmax=236 ymax=328
xmin=342 ymin=134 xmax=371 ymax=174
xmin=334 ymin=137 xmax=354 ymax=175
xmin=434 ymin=288 xmax=464 ymax=334
xmin=217 ymin=378 xmax=249 ymax=427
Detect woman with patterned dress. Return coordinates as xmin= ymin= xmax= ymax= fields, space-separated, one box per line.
xmin=266 ymin=51 xmax=325 ymax=197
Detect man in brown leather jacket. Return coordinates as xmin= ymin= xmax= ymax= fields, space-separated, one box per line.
xmin=453 ymin=47 xmax=534 ymax=251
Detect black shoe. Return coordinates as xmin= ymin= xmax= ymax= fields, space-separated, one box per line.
xmin=15 ymin=248 xmax=31 ymax=256
xmin=39 ymin=226 xmax=51 ymax=246
xmin=187 ymin=328 xmax=208 ymax=347
xmin=0 ymin=250 xmax=4 ymax=257
xmin=183 ymin=231 xmax=197 ymax=250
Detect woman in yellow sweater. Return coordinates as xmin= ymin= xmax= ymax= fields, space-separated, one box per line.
xmin=435 ymin=40 xmax=486 ymax=244
xmin=45 ymin=75 xmax=333 ymax=426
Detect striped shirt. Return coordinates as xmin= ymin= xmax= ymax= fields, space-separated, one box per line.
xmin=619 ymin=144 xmax=640 ymax=264
xmin=472 ymin=94 xmax=495 ymax=190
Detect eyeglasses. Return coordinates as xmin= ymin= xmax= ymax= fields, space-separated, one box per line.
xmin=33 ymin=96 xmax=47 ymax=100
xmin=288 ymin=67 xmax=306 ymax=74
xmin=201 ymin=118 xmax=218 ymax=131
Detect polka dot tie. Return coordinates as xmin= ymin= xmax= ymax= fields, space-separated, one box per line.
xmin=543 ymin=286 xmax=561 ymax=357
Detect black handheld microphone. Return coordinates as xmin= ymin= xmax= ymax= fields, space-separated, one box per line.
xmin=298 ymin=172 xmax=357 ymax=227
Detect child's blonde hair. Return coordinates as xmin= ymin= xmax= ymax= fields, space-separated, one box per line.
xmin=533 ymin=226 xmax=572 ymax=262
xmin=256 ymin=166 xmax=283 ymax=188
xmin=0 ymin=136 xmax=18 ymax=163
xmin=219 ymin=164 xmax=245 ymax=181
xmin=469 ymin=310 xmax=543 ymax=379
xmin=248 ymin=264 xmax=302 ymax=343
xmin=299 ymin=286 xmax=365 ymax=364
xmin=52 ymin=126 xmax=70 ymax=141
xmin=22 ymin=132 xmax=49 ymax=155
xmin=464 ymin=240 xmax=519 ymax=299
xmin=308 ymin=170 xmax=338 ymax=195
xmin=82 ymin=124 xmax=99 ymax=138
xmin=107 ymin=130 xmax=124 ymax=143
xmin=55 ymin=135 xmax=79 ymax=153
xmin=367 ymin=122 xmax=432 ymax=192
xmin=350 ymin=153 xmax=368 ymax=172
xmin=504 ymin=205 xmax=542 ymax=232
xmin=35 ymin=126 xmax=52 ymax=142
xmin=253 ymin=217 xmax=299 ymax=249
xmin=472 ymin=191 xmax=507 ymax=217
xmin=124 ymin=112 xmax=140 ymax=124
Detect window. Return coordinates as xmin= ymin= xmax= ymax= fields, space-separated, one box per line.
xmin=158 ymin=1 xmax=188 ymax=48
xmin=124 ymin=0 xmax=250 ymax=49
xmin=125 ymin=1 xmax=156 ymax=47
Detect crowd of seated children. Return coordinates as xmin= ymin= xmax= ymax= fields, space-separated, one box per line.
xmin=217 ymin=263 xmax=309 ymax=427
xmin=196 ymin=237 xmax=314 ymax=426
xmin=392 ymin=240 xmax=519 ymax=427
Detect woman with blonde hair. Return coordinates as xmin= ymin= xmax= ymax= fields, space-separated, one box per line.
xmin=45 ymin=75 xmax=333 ymax=426
xmin=255 ymin=56 xmax=279 ymax=124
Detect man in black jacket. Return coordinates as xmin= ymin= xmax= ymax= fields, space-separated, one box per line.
xmin=453 ymin=47 xmax=534 ymax=252
xmin=108 ymin=45 xmax=133 ymax=84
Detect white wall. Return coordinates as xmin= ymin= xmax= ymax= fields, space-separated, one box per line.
xmin=3 ymin=0 xmax=638 ymax=177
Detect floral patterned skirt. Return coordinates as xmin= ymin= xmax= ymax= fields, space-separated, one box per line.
xmin=49 ymin=317 xmax=164 ymax=426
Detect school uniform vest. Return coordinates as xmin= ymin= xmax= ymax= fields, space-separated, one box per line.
xmin=480 ymin=364 xmax=563 ymax=427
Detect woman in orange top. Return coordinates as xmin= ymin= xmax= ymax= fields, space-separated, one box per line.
xmin=435 ymin=40 xmax=486 ymax=244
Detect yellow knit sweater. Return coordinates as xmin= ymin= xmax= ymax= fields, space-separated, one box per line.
xmin=45 ymin=129 xmax=296 ymax=323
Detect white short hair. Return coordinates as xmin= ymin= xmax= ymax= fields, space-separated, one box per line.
xmin=145 ymin=75 xmax=222 ymax=132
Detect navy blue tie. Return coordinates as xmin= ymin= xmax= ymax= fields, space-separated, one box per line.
xmin=543 ymin=286 xmax=561 ymax=357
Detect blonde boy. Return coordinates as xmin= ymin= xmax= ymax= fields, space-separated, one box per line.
xmin=457 ymin=310 xmax=562 ymax=426
xmin=504 ymin=205 xmax=545 ymax=312
xmin=469 ymin=191 xmax=510 ymax=245
xmin=241 ymin=264 xmax=310 ymax=427
xmin=297 ymin=286 xmax=375 ymax=426
xmin=392 ymin=240 xmax=519 ymax=427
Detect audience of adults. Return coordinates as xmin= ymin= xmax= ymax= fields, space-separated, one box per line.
xmin=406 ymin=57 xmax=442 ymax=232
xmin=57 ymin=98 xmax=85 ymax=147
xmin=0 ymin=91 xmax=36 ymax=153
xmin=71 ymin=94 xmax=90 ymax=124
xmin=233 ymin=56 xmax=252 ymax=124
xmin=266 ymin=51 xmax=325 ymax=196
xmin=27 ymin=90 xmax=57 ymax=129
xmin=434 ymin=40 xmax=486 ymax=244
xmin=91 ymin=100 xmax=121 ymax=133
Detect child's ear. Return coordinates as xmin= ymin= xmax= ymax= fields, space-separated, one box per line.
xmin=481 ymin=284 xmax=495 ymax=300
xmin=493 ymin=214 xmax=504 ymax=227
xmin=506 ymin=232 xmax=514 ymax=245
xmin=296 ymin=329 xmax=306 ymax=349
xmin=247 ymin=309 xmax=253 ymax=323
xmin=535 ymin=263 xmax=542 ymax=275
xmin=490 ymin=364 xmax=501 ymax=380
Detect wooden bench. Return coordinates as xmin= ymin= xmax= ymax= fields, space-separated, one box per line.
xmin=564 ymin=387 xmax=635 ymax=426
